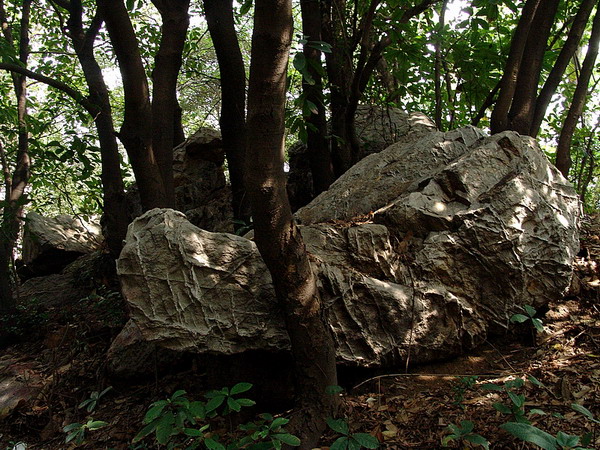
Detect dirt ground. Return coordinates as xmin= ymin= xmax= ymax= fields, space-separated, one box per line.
xmin=0 ymin=217 xmax=599 ymax=449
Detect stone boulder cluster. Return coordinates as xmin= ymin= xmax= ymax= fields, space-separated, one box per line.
xmin=115 ymin=119 xmax=580 ymax=372
xmin=14 ymin=108 xmax=581 ymax=378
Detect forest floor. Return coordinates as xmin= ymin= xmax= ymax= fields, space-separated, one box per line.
xmin=0 ymin=218 xmax=599 ymax=449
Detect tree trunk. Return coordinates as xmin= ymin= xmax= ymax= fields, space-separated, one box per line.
xmin=97 ymin=0 xmax=168 ymax=210
xmin=530 ymin=0 xmax=597 ymax=136
xmin=203 ymin=0 xmax=251 ymax=229
xmin=67 ymin=2 xmax=129 ymax=257
xmin=556 ymin=5 xmax=600 ymax=177
xmin=151 ymin=0 xmax=190 ymax=207
xmin=490 ymin=0 xmax=541 ymax=133
xmin=0 ymin=0 xmax=31 ymax=313
xmin=301 ymin=0 xmax=334 ymax=197
xmin=507 ymin=0 xmax=560 ymax=135
xmin=246 ymin=0 xmax=338 ymax=445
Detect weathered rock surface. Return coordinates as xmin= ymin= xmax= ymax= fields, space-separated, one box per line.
xmin=117 ymin=128 xmax=580 ymax=368
xmin=19 ymin=213 xmax=103 ymax=278
xmin=287 ymin=105 xmax=436 ymax=210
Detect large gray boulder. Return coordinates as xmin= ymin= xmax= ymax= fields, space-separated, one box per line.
xmin=117 ymin=128 xmax=580 ymax=368
xmin=287 ymin=106 xmax=436 ymax=211
xmin=19 ymin=213 xmax=103 ymax=278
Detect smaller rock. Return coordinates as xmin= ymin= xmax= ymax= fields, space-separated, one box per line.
xmin=106 ymin=320 xmax=184 ymax=379
xmin=19 ymin=213 xmax=103 ymax=279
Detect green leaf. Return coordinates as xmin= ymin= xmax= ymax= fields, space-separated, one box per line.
xmin=230 ymin=382 xmax=253 ymax=395
xmin=508 ymin=392 xmax=525 ymax=408
xmin=493 ymin=402 xmax=512 ymax=414
xmin=239 ymin=0 xmax=252 ymax=15
xmin=227 ymin=397 xmax=241 ymax=412
xmin=205 ymin=437 xmax=226 ymax=450
xmin=510 ymin=313 xmax=529 ymax=323
xmin=500 ymin=422 xmax=557 ymax=450
xmin=86 ymin=420 xmax=108 ymax=430
xmin=189 ymin=401 xmax=207 ymax=419
xmin=351 ymin=433 xmax=379 ymax=448
xmin=145 ymin=402 xmax=168 ymax=422
xmin=236 ymin=398 xmax=256 ymax=407
xmin=205 ymin=395 xmax=225 ymax=412
xmin=528 ymin=409 xmax=547 ymax=416
xmin=326 ymin=385 xmax=345 ymax=395
xmin=555 ymin=431 xmax=579 ymax=447
xmin=481 ymin=383 xmax=503 ymax=391
xmin=330 ymin=436 xmax=349 ymax=450
xmin=63 ymin=423 xmax=83 ymax=432
xmin=184 ymin=428 xmax=204 ymax=437
xmin=464 ymin=433 xmax=489 ymax=449
xmin=171 ymin=390 xmax=187 ymax=400
xmin=156 ymin=421 xmax=174 ymax=445
xmin=133 ymin=419 xmax=160 ymax=442
xmin=527 ymin=375 xmax=544 ymax=387
xmin=571 ymin=403 xmax=600 ymax=423
xmin=532 ymin=318 xmax=544 ymax=332
xmin=293 ymin=53 xmax=307 ymax=72
xmin=272 ymin=433 xmax=301 ymax=446
xmin=270 ymin=417 xmax=289 ymax=428
xmin=327 ymin=418 xmax=350 ymax=435
xmin=523 ymin=304 xmax=537 ymax=317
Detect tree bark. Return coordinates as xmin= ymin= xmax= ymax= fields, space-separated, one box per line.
xmin=530 ymin=0 xmax=597 ymax=136
xmin=301 ymin=0 xmax=334 ymax=197
xmin=204 ymin=0 xmax=251 ymax=229
xmin=151 ymin=0 xmax=190 ymax=207
xmin=490 ymin=0 xmax=541 ymax=133
xmin=97 ymin=0 xmax=168 ymax=210
xmin=246 ymin=0 xmax=338 ymax=445
xmin=0 ymin=0 xmax=32 ymax=313
xmin=556 ymin=5 xmax=600 ymax=177
xmin=66 ymin=1 xmax=129 ymax=257
xmin=507 ymin=0 xmax=560 ymax=135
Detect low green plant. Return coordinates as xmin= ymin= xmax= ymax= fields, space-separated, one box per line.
xmin=511 ymin=304 xmax=544 ymax=345
xmin=326 ymin=418 xmax=379 ymax=449
xmin=79 ymin=386 xmax=112 ymax=412
xmin=501 ymin=422 xmax=593 ymax=450
xmin=441 ymin=420 xmax=489 ymax=449
xmin=63 ymin=418 xmax=108 ymax=445
xmin=482 ymin=377 xmax=533 ymax=424
xmin=134 ymin=385 xmax=299 ymax=449
xmin=451 ymin=375 xmax=478 ymax=409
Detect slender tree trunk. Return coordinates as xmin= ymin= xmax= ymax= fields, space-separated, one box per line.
xmin=508 ymin=0 xmax=560 ymax=134
xmin=556 ymin=6 xmax=600 ymax=177
xmin=490 ymin=0 xmax=541 ymax=133
xmin=151 ymin=0 xmax=190 ymax=207
xmin=0 ymin=0 xmax=31 ymax=313
xmin=246 ymin=0 xmax=338 ymax=445
xmin=433 ymin=0 xmax=448 ymax=130
xmin=67 ymin=1 xmax=128 ymax=257
xmin=204 ymin=0 xmax=251 ymax=229
xmin=97 ymin=0 xmax=168 ymax=210
xmin=301 ymin=0 xmax=334 ymax=197
xmin=530 ymin=0 xmax=597 ymax=136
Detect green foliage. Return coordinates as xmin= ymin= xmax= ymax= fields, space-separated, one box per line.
xmin=441 ymin=420 xmax=489 ymax=449
xmin=63 ymin=418 xmax=108 ymax=445
xmin=133 ymin=385 xmax=299 ymax=450
xmin=327 ymin=418 xmax=379 ymax=449
xmin=79 ymin=386 xmax=113 ymax=413
xmin=510 ymin=304 xmax=544 ymax=332
xmin=482 ymin=377 xmax=531 ymax=424
xmin=451 ymin=375 xmax=478 ymax=409
xmin=0 ymin=297 xmax=49 ymax=343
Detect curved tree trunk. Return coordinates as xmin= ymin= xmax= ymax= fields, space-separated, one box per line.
xmin=508 ymin=0 xmax=560 ymax=134
xmin=0 ymin=0 xmax=31 ymax=313
xmin=67 ymin=1 xmax=129 ymax=257
xmin=301 ymin=0 xmax=334 ymax=198
xmin=556 ymin=5 xmax=600 ymax=177
xmin=490 ymin=0 xmax=541 ymax=133
xmin=151 ymin=0 xmax=190 ymax=208
xmin=97 ymin=0 xmax=168 ymax=210
xmin=204 ymin=0 xmax=251 ymax=229
xmin=246 ymin=0 xmax=338 ymax=445
xmin=530 ymin=0 xmax=597 ymax=137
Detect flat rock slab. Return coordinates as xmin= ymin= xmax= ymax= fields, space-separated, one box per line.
xmin=117 ymin=129 xmax=580 ymax=368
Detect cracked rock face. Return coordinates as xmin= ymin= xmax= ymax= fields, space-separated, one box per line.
xmin=116 ymin=128 xmax=580 ymax=367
